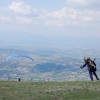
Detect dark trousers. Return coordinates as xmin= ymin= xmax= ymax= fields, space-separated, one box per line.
xmin=88 ymin=70 xmax=99 ymax=80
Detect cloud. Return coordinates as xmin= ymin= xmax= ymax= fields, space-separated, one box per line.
xmin=8 ymin=2 xmax=35 ymax=15
xmin=43 ymin=6 xmax=100 ymax=27
xmin=38 ymin=7 xmax=79 ymax=26
xmin=0 ymin=0 xmax=100 ymax=35
xmin=81 ymin=10 xmax=100 ymax=22
xmin=86 ymin=0 xmax=100 ymax=10
xmin=50 ymin=7 xmax=77 ymax=20
xmin=16 ymin=16 xmax=32 ymax=24
xmin=6 ymin=1 xmax=100 ymax=27
xmin=66 ymin=0 xmax=87 ymax=5
xmin=65 ymin=0 xmax=88 ymax=8
xmin=82 ymin=17 xmax=92 ymax=22
xmin=45 ymin=20 xmax=64 ymax=27
xmin=65 ymin=0 xmax=100 ymax=10
xmin=0 ymin=16 xmax=12 ymax=22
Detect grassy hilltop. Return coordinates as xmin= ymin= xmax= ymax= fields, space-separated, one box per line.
xmin=0 ymin=81 xmax=100 ymax=100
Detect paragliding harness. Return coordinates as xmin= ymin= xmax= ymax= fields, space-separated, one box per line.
xmin=86 ymin=60 xmax=96 ymax=72
xmin=89 ymin=64 xmax=96 ymax=72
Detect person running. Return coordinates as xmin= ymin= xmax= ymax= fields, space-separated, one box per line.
xmin=80 ymin=57 xmax=99 ymax=81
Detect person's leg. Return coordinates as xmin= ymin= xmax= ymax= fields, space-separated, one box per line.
xmin=89 ymin=70 xmax=93 ymax=81
xmin=93 ymin=71 xmax=99 ymax=80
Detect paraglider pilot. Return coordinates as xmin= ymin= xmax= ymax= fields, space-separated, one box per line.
xmin=80 ymin=57 xmax=99 ymax=81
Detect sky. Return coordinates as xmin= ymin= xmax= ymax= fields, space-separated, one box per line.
xmin=0 ymin=0 xmax=100 ymax=49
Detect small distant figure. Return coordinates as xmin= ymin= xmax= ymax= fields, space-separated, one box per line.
xmin=80 ymin=57 xmax=99 ymax=81
xmin=18 ymin=77 xmax=21 ymax=82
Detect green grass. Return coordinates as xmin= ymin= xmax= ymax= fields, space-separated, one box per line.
xmin=0 ymin=81 xmax=100 ymax=100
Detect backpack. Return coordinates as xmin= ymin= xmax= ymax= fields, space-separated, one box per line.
xmin=87 ymin=60 xmax=96 ymax=72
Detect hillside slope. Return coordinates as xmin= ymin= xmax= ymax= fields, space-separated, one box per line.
xmin=0 ymin=81 xmax=100 ymax=100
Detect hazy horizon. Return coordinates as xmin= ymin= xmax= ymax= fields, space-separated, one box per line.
xmin=0 ymin=0 xmax=100 ymax=56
